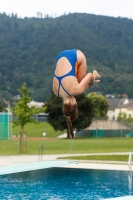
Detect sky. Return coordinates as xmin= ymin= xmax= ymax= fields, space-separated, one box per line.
xmin=0 ymin=0 xmax=133 ymax=19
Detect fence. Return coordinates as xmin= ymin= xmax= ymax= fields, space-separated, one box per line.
xmin=0 ymin=112 xmax=12 ymax=140
xmin=76 ymin=117 xmax=133 ymax=138
xmin=12 ymin=114 xmax=48 ymax=122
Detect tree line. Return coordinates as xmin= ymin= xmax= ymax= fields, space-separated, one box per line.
xmin=0 ymin=12 xmax=133 ymax=105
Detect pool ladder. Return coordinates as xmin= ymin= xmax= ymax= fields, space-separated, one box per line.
xmin=128 ymin=152 xmax=132 ymax=172
xmin=128 ymin=152 xmax=132 ymax=193
xmin=38 ymin=145 xmax=44 ymax=162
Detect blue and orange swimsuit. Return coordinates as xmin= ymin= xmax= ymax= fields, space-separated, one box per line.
xmin=54 ymin=49 xmax=79 ymax=97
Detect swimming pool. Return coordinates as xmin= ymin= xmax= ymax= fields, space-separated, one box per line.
xmin=0 ymin=167 xmax=132 ymax=200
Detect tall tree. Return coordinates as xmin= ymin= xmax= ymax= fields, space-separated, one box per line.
xmin=45 ymin=93 xmax=94 ymax=138
xmin=12 ymin=82 xmax=44 ymax=152
xmin=87 ymin=92 xmax=109 ymax=118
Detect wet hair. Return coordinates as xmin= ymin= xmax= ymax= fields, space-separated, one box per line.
xmin=62 ymin=103 xmax=78 ymax=138
xmin=62 ymin=103 xmax=78 ymax=121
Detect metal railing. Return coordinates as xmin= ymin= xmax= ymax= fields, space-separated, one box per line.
xmin=38 ymin=145 xmax=44 ymax=162
xmin=128 ymin=152 xmax=132 ymax=172
xmin=128 ymin=152 xmax=132 ymax=194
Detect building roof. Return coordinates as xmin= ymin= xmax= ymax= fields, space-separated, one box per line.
xmin=107 ymin=98 xmax=127 ymax=110
xmin=117 ymin=99 xmax=133 ymax=108
xmin=107 ymin=98 xmax=133 ymax=110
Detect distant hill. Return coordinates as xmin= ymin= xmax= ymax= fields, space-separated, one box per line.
xmin=0 ymin=12 xmax=133 ymax=103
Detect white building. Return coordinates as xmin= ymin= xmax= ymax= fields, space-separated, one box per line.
xmin=27 ymin=100 xmax=44 ymax=109
xmin=107 ymin=98 xmax=128 ymax=120
xmin=115 ymin=99 xmax=133 ymax=120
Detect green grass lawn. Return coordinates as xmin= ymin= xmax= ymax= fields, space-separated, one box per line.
xmin=58 ymin=154 xmax=133 ymax=162
xmin=12 ymin=122 xmax=63 ymax=138
xmin=0 ymin=137 xmax=133 ymax=156
xmin=0 ymin=122 xmax=133 ymax=162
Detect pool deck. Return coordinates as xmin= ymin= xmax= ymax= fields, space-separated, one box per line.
xmin=102 ymin=196 xmax=133 ymax=200
xmin=0 ymin=153 xmax=132 ymax=200
xmin=0 ymin=152 xmax=131 ymax=171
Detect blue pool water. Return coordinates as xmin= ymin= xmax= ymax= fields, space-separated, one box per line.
xmin=0 ymin=168 xmax=132 ymax=200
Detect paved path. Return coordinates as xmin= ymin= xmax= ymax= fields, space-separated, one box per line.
xmin=0 ymin=152 xmax=131 ymax=171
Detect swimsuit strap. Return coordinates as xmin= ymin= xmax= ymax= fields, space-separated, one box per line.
xmin=54 ymin=74 xmax=72 ymax=97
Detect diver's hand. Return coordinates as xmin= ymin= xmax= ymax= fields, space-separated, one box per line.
xmin=93 ymin=70 xmax=101 ymax=82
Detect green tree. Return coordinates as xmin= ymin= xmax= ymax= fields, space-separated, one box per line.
xmin=117 ymin=112 xmax=127 ymax=121
xmin=87 ymin=92 xmax=109 ymax=118
xmin=45 ymin=93 xmax=94 ymax=138
xmin=117 ymin=112 xmax=133 ymax=127
xmin=0 ymin=102 xmax=6 ymax=112
xmin=0 ymin=104 xmax=3 ymax=112
xmin=12 ymin=82 xmax=44 ymax=152
xmin=1 ymin=13 xmax=133 ymax=101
